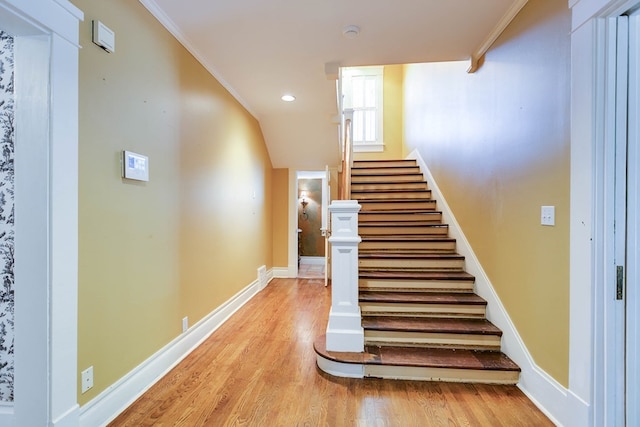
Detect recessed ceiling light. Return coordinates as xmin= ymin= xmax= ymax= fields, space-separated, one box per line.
xmin=343 ymin=25 xmax=360 ymax=39
xmin=281 ymin=94 xmax=296 ymax=102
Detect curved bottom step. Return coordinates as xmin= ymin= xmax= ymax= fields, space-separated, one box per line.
xmin=314 ymin=335 xmax=519 ymax=385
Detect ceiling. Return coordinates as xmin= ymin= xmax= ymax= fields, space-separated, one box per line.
xmin=140 ymin=0 xmax=524 ymax=169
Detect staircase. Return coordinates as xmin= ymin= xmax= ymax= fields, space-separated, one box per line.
xmin=315 ymin=159 xmax=520 ymax=384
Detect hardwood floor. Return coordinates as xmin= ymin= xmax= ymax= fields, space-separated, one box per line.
xmin=109 ymin=278 xmax=553 ymax=426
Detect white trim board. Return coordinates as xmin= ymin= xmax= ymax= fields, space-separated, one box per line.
xmin=299 ymin=256 xmax=325 ymax=265
xmin=79 ymin=269 xmax=276 ymax=427
xmin=406 ymin=149 xmax=569 ymax=426
xmin=271 ymin=266 xmax=293 ymax=278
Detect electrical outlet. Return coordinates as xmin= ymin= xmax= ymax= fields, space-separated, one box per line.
xmin=541 ymin=206 xmax=555 ymax=226
xmin=182 ymin=316 xmax=188 ymax=333
xmin=81 ymin=366 xmax=94 ymax=394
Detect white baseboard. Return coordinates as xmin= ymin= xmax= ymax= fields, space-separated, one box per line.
xmin=0 ymin=403 xmax=13 ymax=427
xmin=564 ymin=390 xmax=591 ymax=427
xmin=79 ymin=268 xmax=274 ymax=427
xmin=52 ymin=404 xmax=80 ymax=427
xmin=271 ymin=266 xmax=292 ymax=278
xmin=316 ymin=355 xmax=364 ymax=378
xmin=407 ymin=149 xmax=569 ymax=426
xmin=300 ymin=256 xmax=325 ymax=265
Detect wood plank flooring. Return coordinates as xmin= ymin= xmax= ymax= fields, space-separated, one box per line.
xmin=108 ymin=278 xmax=553 ymax=426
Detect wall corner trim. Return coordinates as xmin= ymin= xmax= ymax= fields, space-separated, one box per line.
xmin=406 ymin=149 xmax=571 ymax=426
xmin=78 ymin=269 xmax=275 ymax=427
xmin=468 ymin=0 xmax=529 ymax=73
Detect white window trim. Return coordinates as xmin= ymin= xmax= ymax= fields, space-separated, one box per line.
xmin=342 ymin=66 xmax=384 ymax=152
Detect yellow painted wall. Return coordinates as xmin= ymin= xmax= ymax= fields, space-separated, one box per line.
xmin=354 ymin=64 xmax=404 ymax=161
xmin=74 ymin=0 xmax=273 ymax=404
xmin=403 ymin=0 xmax=570 ymax=385
xmin=272 ymin=168 xmax=289 ymax=266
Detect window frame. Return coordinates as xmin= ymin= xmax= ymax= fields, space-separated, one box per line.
xmin=342 ymin=66 xmax=384 ymax=152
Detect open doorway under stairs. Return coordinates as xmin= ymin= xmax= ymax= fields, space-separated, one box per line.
xmin=298 ymin=258 xmax=325 ymax=279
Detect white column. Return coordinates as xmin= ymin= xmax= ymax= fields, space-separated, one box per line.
xmin=326 ymin=200 xmax=363 ymax=352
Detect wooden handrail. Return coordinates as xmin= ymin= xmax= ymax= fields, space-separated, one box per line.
xmin=340 ymin=110 xmax=354 ymax=200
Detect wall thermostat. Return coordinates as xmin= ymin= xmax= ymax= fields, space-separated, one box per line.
xmin=122 ymin=151 xmax=149 ymax=182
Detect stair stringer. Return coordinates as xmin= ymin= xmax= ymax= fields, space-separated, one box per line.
xmin=406 ymin=149 xmax=566 ymax=426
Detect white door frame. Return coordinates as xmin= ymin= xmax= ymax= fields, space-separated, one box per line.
xmin=625 ymin=8 xmax=640 ymax=425
xmin=595 ymin=11 xmax=639 ymax=427
xmin=569 ymin=1 xmax=640 ymax=426
xmin=0 ymin=1 xmax=82 ymax=425
xmin=607 ymin=14 xmax=629 ymax=425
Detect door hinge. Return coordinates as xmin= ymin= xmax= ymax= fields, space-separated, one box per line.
xmin=616 ymin=265 xmax=624 ymax=300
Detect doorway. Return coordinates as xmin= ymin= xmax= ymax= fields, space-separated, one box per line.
xmin=295 ymin=171 xmax=329 ymax=279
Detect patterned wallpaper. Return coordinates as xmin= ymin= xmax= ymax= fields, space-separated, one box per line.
xmin=0 ymin=31 xmax=15 ymax=402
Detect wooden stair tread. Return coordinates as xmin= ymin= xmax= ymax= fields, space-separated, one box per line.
xmin=358 ymin=219 xmax=444 ymax=228
xmin=353 ymin=160 xmax=417 ymax=164
xmin=360 ymin=223 xmax=447 ymax=228
xmin=359 ymin=291 xmax=486 ymax=305
xmin=359 ymin=204 xmax=437 ymax=212
xmin=353 ymin=189 xmax=431 ymax=193
xmin=366 ymin=346 xmax=520 ymax=371
xmin=359 ymin=198 xmax=434 ymax=202
xmin=359 ymin=253 xmax=463 ymax=260
xmin=352 ymin=172 xmax=421 ymax=177
xmin=352 ymin=180 xmax=427 ymax=185
xmin=359 ymin=209 xmax=442 ymax=216
xmin=360 ymin=250 xmax=456 ymax=255
xmin=361 ymin=236 xmax=455 ymax=242
xmin=351 ymin=175 xmax=425 ymax=182
xmin=314 ymin=336 xmax=519 ymax=372
xmin=359 ymin=270 xmax=475 ymax=281
xmin=362 ymin=316 xmax=502 ymax=335
xmin=352 ymin=166 xmax=419 ymax=171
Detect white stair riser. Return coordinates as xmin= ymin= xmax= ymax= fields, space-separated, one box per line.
xmin=352 ymin=167 xmax=421 ymax=175
xmin=360 ymin=241 xmax=456 ymax=251
xmin=359 ymin=258 xmax=464 ymax=269
xmin=359 ymin=279 xmax=474 ymax=293
xmin=364 ymin=330 xmax=502 ymax=351
xmin=359 ymin=201 xmax=437 ymax=210
xmin=359 ymin=226 xmax=448 ymax=235
xmin=364 ymin=365 xmax=519 ymax=384
xmin=352 ymin=175 xmax=423 ymax=183
xmin=360 ymin=303 xmax=486 ymax=318
xmin=352 ymin=183 xmax=429 ymax=191
xmin=354 ymin=161 xmax=417 ymax=168
xmin=360 ymin=214 xmax=442 ymax=223
xmin=353 ymin=191 xmax=432 ymax=200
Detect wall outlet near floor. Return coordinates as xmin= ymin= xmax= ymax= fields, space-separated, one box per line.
xmin=541 ymin=205 xmax=555 ymax=226
xmin=182 ymin=316 xmax=189 ymax=333
xmin=81 ymin=366 xmax=94 ymax=394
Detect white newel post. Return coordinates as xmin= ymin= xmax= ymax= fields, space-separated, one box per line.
xmin=326 ymin=200 xmax=363 ymax=352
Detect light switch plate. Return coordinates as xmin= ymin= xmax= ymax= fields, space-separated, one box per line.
xmin=81 ymin=366 xmax=94 ymax=394
xmin=541 ymin=206 xmax=555 ymax=226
